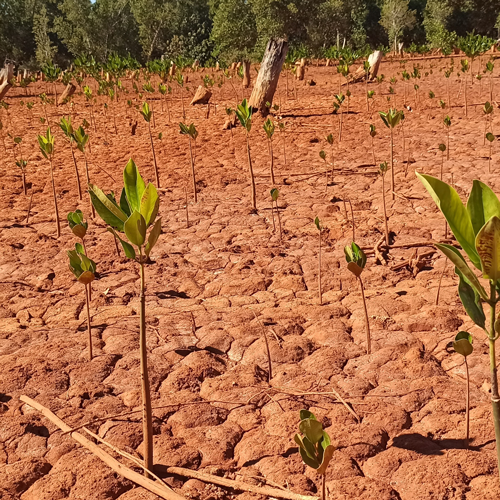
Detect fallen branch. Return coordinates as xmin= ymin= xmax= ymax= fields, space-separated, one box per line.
xmin=373 ymin=235 xmax=387 ymax=266
xmin=19 ymin=395 xmax=185 ymax=500
xmin=166 ymin=466 xmax=318 ymax=500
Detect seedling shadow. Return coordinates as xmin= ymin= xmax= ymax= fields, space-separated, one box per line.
xmin=156 ymin=290 xmax=189 ymax=299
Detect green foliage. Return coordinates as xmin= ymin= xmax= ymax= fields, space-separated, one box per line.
xmin=379 ymin=0 xmax=416 ymax=51
xmin=89 ymin=159 xmax=161 ymax=260
xmin=379 ymin=108 xmax=403 ymax=128
xmin=294 ymin=410 xmax=334 ymax=474
xmin=73 ymin=126 xmax=89 ymax=153
xmin=370 ymin=124 xmax=377 ymax=137
xmin=344 ymin=242 xmax=367 ymax=277
xmin=38 ymin=128 xmax=54 ymax=159
xmin=140 ymin=102 xmax=153 ymax=122
xmin=486 ymin=132 xmax=495 ymax=143
xmin=271 ymin=188 xmax=279 ymax=202
xmin=235 ymin=99 xmax=252 ymax=133
xmin=439 ymin=143 xmax=446 ymax=152
xmin=453 ymin=332 xmax=473 ymax=357
xmin=263 ymin=118 xmax=275 ymax=139
xmin=67 ymin=209 xmax=88 ymax=239
xmin=67 ymin=243 xmax=96 ymax=285
xmin=179 ymin=122 xmax=198 ymax=140
xmin=314 ymin=217 xmax=322 ymax=231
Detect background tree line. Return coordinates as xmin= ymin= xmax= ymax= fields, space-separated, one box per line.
xmin=2 ymin=0 xmax=500 ymax=69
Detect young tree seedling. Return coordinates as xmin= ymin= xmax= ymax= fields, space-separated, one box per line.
xmin=345 ymin=242 xmax=371 ymax=354
xmin=486 ymin=61 xmax=494 ymax=102
xmin=333 ymin=94 xmax=345 ymax=142
xmin=179 ymin=122 xmax=199 ymax=203
xmin=38 ymin=128 xmax=60 ymax=237
xmin=141 ymin=102 xmax=160 ymax=188
xmin=444 ymin=115 xmax=452 ymax=161
xmin=60 ymin=116 xmax=83 ymax=200
xmin=369 ymin=124 xmax=377 ymax=165
xmin=263 ymin=118 xmax=276 ymax=185
xmin=67 ymin=243 xmax=96 ymax=361
xmin=379 ymin=108 xmax=403 ymax=200
xmin=13 ymin=137 xmax=28 ymax=195
xmin=294 ymin=410 xmax=334 ymax=500
xmin=235 ymin=99 xmax=256 ymax=210
xmin=461 ymin=59 xmax=469 ymax=116
xmin=68 ymin=209 xmax=88 ymax=253
xmin=379 ymin=161 xmax=390 ymax=246
xmin=315 ymin=217 xmax=323 ymax=305
xmin=453 ymin=331 xmax=473 ymax=448
xmin=319 ymin=150 xmax=328 ymax=190
xmin=89 ymin=159 xmax=161 ymax=476
xmin=72 ymin=125 xmax=95 ymax=218
xmin=483 ymin=101 xmax=493 ymax=146
xmin=486 ymin=132 xmax=495 ymax=173
xmin=439 ymin=143 xmax=446 ymax=180
xmin=270 ymin=188 xmax=282 ymax=241
xmin=417 ymin=173 xmax=500 ymax=478
xmin=326 ymin=133 xmax=335 ymax=184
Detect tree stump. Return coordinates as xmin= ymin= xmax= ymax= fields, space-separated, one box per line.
xmin=190 ymin=85 xmax=212 ymax=105
xmin=169 ymin=63 xmax=177 ymax=77
xmin=58 ymin=83 xmax=77 ymax=105
xmin=296 ymin=59 xmax=306 ymax=81
xmin=0 ymin=80 xmax=11 ymax=100
xmin=215 ymin=62 xmax=220 ymax=71
xmin=0 ymin=63 xmax=14 ymax=85
xmin=248 ymin=38 xmax=288 ymax=116
xmin=347 ymin=51 xmax=383 ymax=84
xmin=192 ymin=60 xmax=200 ymax=71
xmin=242 ymin=61 xmax=251 ymax=88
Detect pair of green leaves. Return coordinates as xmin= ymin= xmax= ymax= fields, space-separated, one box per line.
xmin=484 ymin=102 xmax=494 ymax=116
xmin=345 ymin=242 xmax=366 ymax=278
xmin=294 ymin=410 xmax=334 ymax=474
xmin=68 ymin=209 xmax=88 ymax=239
xmin=89 ymin=159 xmax=161 ymax=261
xmin=68 ymin=243 xmax=96 ymax=285
xmin=379 ymin=161 xmax=388 ymax=175
xmin=263 ymin=118 xmax=275 ymax=139
xmin=369 ymin=124 xmax=376 ymax=138
xmin=271 ymin=188 xmax=279 ymax=202
xmin=179 ymin=122 xmax=198 ymax=140
xmin=453 ymin=331 xmax=473 ymax=357
xmin=141 ymin=102 xmax=152 ymax=123
xmin=379 ymin=109 xmax=403 ymax=129
xmin=38 ymin=128 xmax=54 ymax=159
xmin=235 ymin=99 xmax=252 ymax=133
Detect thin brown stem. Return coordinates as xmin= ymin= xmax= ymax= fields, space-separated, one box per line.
xmin=359 ymin=276 xmax=371 ymax=355
xmin=49 ymin=157 xmax=61 ymax=237
xmin=148 ymin=122 xmax=160 ymax=188
xmin=85 ymin=284 xmax=93 ymax=361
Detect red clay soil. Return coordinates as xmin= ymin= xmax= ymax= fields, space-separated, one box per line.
xmin=1 ymin=58 xmax=500 ymax=500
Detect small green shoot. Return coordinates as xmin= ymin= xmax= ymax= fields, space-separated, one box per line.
xmin=141 ymin=102 xmax=160 ymax=187
xmin=179 ymin=122 xmax=199 ymax=203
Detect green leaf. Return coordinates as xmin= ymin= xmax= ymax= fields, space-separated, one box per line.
xmin=145 ymin=218 xmax=162 ymax=257
xmin=299 ymin=410 xmax=316 ymax=421
xmin=467 ymin=180 xmax=500 ymax=236
xmin=89 ymin=184 xmax=127 ymax=230
xmin=107 ymin=228 xmax=136 ymax=259
xmin=435 ymin=243 xmax=488 ymax=300
xmin=299 ymin=444 xmax=320 ymax=469
xmin=140 ymin=183 xmax=159 ymax=227
xmin=123 ymin=159 xmax=146 ymax=213
xmin=417 ymin=173 xmax=480 ymax=268
xmin=321 ymin=430 xmax=331 ymax=449
xmin=456 ymin=268 xmax=486 ymax=329
xmin=124 ymin=211 xmax=147 ymax=247
xmin=476 ymin=216 xmax=500 ymax=281
xmin=120 ymin=188 xmax=131 ymax=217
xmin=299 ymin=418 xmax=323 ymax=444
xmin=453 ymin=331 xmax=473 ymax=357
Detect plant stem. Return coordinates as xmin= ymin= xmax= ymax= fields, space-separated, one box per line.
xmin=148 ymin=122 xmax=160 ymax=188
xmin=85 ymin=284 xmax=93 ymax=361
xmin=70 ymin=144 xmax=82 ymax=200
xmin=246 ymin=135 xmax=256 ymax=210
xmin=139 ymin=249 xmax=153 ymax=476
xmin=390 ymin=128 xmax=395 ymax=200
xmin=348 ymin=199 xmax=355 ymax=241
xmin=22 ymin=171 xmax=26 ymax=195
xmin=318 ymin=230 xmax=322 ymax=305
xmin=84 ymin=154 xmax=95 ymax=218
xmin=359 ymin=276 xmax=371 ymax=355
xmin=321 ymin=473 xmax=326 ymax=500
xmin=382 ymin=174 xmax=389 ymax=246
xmin=465 ymin=356 xmax=470 ymax=449
xmin=188 ymin=137 xmax=197 ymax=203
xmin=185 ymin=184 xmax=190 ymax=228
xmin=269 ymin=139 xmax=275 ymax=185
xmin=49 ymin=157 xmax=61 ymax=237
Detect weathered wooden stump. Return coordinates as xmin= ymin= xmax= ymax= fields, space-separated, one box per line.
xmin=248 ymin=38 xmax=288 ymax=116
xmin=58 ymin=83 xmax=77 ymax=105
xmin=242 ymin=61 xmax=251 ymax=88
xmin=190 ymin=85 xmax=212 ymax=105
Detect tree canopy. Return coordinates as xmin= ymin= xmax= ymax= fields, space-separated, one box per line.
xmin=0 ymin=0 xmax=498 ymax=68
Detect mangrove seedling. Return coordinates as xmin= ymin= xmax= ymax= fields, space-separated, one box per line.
xmin=68 ymin=243 xmax=96 ymax=361
xmin=379 ymin=161 xmax=390 ymax=246
xmin=369 ymin=124 xmax=377 ymax=165
xmin=453 ymin=331 xmax=473 ymax=448
xmin=439 ymin=143 xmax=446 ymax=179
xmin=486 ymin=61 xmax=494 ymax=102
xmin=315 ymin=217 xmax=323 ymax=305
xmin=326 ymin=133 xmax=335 ymax=183
xmin=333 ymin=93 xmax=345 ymax=141
xmin=13 ymin=137 xmax=28 ymax=195
xmin=67 ymin=209 xmax=88 ymax=252
xmin=379 ymin=108 xmax=403 ymax=200
xmin=486 ymin=132 xmax=495 ymax=173
xmin=416 ymin=173 xmax=500 ymax=478
xmin=235 ymin=99 xmax=256 ymax=210
xmin=60 ymin=116 xmax=83 ymax=200
xmin=38 ymin=128 xmax=60 ymax=237
xmin=345 ymin=242 xmax=371 ymax=354
xmin=483 ymin=102 xmax=494 ymax=146
xmin=263 ymin=118 xmax=276 ymax=184
xmin=73 ymin=125 xmax=94 ymax=218
xmin=141 ymin=102 xmax=160 ymax=187
xmin=179 ymin=122 xmax=199 ymax=203
xmin=89 ymin=159 xmax=161 ymax=476
xmin=294 ymin=410 xmax=334 ymax=500
xmin=461 ymin=59 xmax=470 ymax=116
xmin=270 ymin=188 xmax=282 ymax=241
xmin=444 ymin=115 xmax=452 ymax=161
